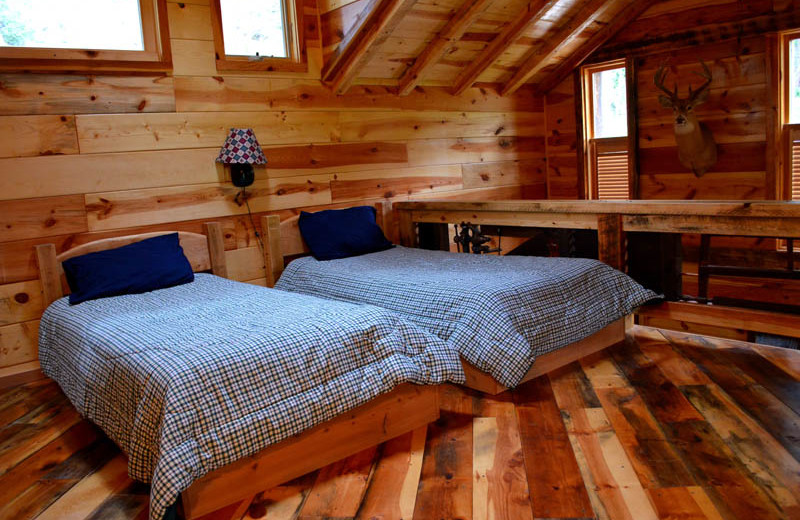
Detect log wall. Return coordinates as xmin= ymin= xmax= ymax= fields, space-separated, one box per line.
xmin=0 ymin=0 xmax=546 ymax=372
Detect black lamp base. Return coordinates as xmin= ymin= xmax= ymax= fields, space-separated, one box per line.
xmin=230 ymin=163 xmax=255 ymax=188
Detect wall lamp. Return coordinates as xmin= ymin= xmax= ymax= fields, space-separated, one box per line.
xmin=216 ymin=128 xmax=267 ymax=206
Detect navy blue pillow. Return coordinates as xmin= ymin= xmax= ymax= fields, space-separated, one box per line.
xmin=63 ymin=233 xmax=194 ymax=305
xmin=299 ymin=206 xmax=393 ymax=261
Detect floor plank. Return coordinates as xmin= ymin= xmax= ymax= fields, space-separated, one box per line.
xmin=514 ymin=376 xmax=595 ymax=519
xmin=1 ymin=328 xmax=798 ymax=520
xmin=662 ymin=329 xmax=800 ymax=461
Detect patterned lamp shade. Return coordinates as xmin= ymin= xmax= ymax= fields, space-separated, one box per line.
xmin=216 ymin=128 xmax=267 ymax=164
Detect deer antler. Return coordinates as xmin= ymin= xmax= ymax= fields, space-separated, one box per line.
xmin=688 ymin=60 xmax=712 ymax=102
xmin=654 ymin=64 xmax=678 ymax=101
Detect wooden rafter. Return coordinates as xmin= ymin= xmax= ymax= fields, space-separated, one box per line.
xmin=450 ymin=0 xmax=559 ymax=96
xmin=396 ymin=0 xmax=494 ymax=96
xmin=533 ymin=0 xmax=658 ymax=94
xmin=499 ymin=0 xmax=616 ymax=96
xmin=321 ymin=0 xmax=380 ymax=82
xmin=322 ymin=0 xmax=417 ymax=95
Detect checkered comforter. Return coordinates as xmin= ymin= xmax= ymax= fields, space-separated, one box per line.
xmin=38 ymin=274 xmax=464 ymax=520
xmin=276 ymin=247 xmax=658 ymax=388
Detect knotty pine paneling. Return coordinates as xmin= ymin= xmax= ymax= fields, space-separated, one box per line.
xmin=76 ymin=111 xmax=342 ymax=154
xmin=330 ymin=164 xmax=463 ymax=202
xmin=171 ymin=39 xmax=217 ymax=76
xmin=0 ymin=320 xmax=39 ymax=367
xmin=0 ymin=115 xmax=79 ymax=158
xmin=543 ymin=77 xmax=580 ymax=199
xmin=406 ymin=136 xmax=544 ymax=166
xmin=0 ymin=149 xmax=222 ymax=201
xmin=261 ymin=141 xmax=409 ymax=177
xmin=0 ymin=74 xmax=175 ymax=116
xmin=0 ymin=280 xmax=44 ymax=325
xmin=84 ymin=175 xmax=332 ymax=231
xmin=338 ymin=111 xmax=542 ymax=141
xmin=166 ymin=2 xmax=214 ymax=40
xmin=0 ymin=196 xmax=88 ymax=243
xmin=173 ymin=76 xmax=544 ymax=112
xmin=461 ymin=159 xmax=545 ymax=189
xmin=639 ymin=172 xmax=766 ymax=200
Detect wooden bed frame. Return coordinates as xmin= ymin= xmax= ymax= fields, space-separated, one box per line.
xmin=34 ymin=222 xmax=440 ymax=519
xmin=260 ymin=203 xmax=631 ymax=395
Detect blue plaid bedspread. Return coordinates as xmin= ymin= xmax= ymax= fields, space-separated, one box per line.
xmin=276 ymin=247 xmax=657 ymax=388
xmin=38 ymin=273 xmax=464 ymax=520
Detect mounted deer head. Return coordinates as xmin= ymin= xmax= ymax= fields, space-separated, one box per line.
xmin=654 ymin=62 xmax=717 ymax=177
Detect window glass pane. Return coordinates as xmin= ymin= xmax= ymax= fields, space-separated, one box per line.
xmin=220 ymin=0 xmax=287 ymax=59
xmin=790 ymin=38 xmax=800 ymax=124
xmin=592 ymin=67 xmax=627 ymax=138
xmin=0 ymin=0 xmax=143 ymax=51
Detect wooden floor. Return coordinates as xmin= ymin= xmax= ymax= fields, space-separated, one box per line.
xmin=1 ymin=326 xmax=799 ymax=520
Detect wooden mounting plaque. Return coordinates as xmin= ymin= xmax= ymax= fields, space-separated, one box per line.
xmin=181 ymin=383 xmax=439 ymax=519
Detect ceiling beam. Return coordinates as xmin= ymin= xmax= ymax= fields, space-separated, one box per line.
xmin=396 ymin=0 xmax=494 ymax=96
xmin=322 ymin=0 xmax=417 ymax=95
xmin=533 ymin=0 xmax=658 ymax=94
xmin=450 ymin=0 xmax=560 ymax=96
xmin=499 ymin=0 xmax=616 ymax=96
xmin=322 ymin=0 xmax=380 ymax=82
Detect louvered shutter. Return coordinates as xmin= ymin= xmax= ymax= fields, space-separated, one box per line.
xmin=792 ymin=134 xmax=800 ymax=201
xmin=591 ymin=136 xmax=630 ymax=200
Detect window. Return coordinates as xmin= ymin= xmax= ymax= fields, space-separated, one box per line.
xmin=0 ymin=0 xmax=170 ymax=71
xmin=778 ymin=31 xmax=799 ymax=252
xmin=787 ymin=33 xmax=800 ymax=202
xmin=789 ymin=36 xmax=800 ymax=125
xmin=210 ymin=0 xmax=306 ymax=73
xmin=581 ymin=60 xmax=632 ymax=200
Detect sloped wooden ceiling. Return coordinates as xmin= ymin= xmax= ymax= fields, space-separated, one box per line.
xmin=320 ymin=0 xmax=658 ymax=95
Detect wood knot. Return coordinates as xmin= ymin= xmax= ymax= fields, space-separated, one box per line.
xmin=14 ymin=293 xmax=29 ymax=304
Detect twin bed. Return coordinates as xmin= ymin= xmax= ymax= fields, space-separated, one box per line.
xmin=34 ymin=210 xmax=655 ymax=519
xmin=264 ymin=204 xmax=655 ymax=392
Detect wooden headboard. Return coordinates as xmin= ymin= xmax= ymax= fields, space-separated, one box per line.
xmin=261 ymin=202 xmax=390 ymax=287
xmin=35 ymin=222 xmax=228 ymax=307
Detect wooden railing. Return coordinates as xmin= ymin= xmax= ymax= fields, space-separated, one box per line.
xmin=394 ymin=199 xmax=800 ymax=265
xmin=393 ymin=200 xmax=800 ymax=338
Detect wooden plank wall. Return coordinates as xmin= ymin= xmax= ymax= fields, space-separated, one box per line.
xmin=0 ymin=0 xmax=546 ymax=372
xmin=541 ymin=0 xmax=800 ymax=330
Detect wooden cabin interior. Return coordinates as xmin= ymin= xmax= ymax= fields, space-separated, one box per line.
xmin=1 ymin=0 xmax=799 ymax=518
